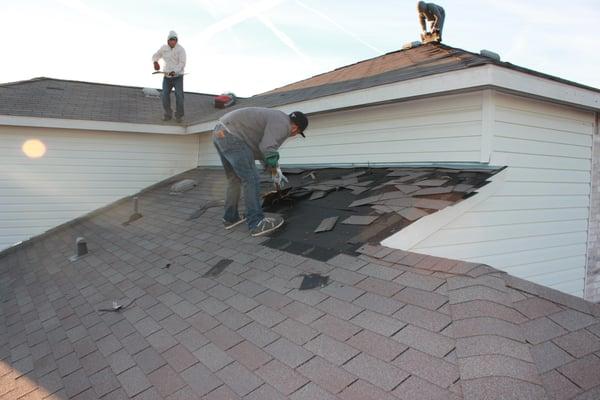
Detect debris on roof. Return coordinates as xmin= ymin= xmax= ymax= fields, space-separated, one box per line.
xmin=261 ymin=166 xmax=499 ymax=261
xmin=314 ymin=216 xmax=339 ymax=233
xmin=170 ymin=178 xmax=197 ymax=194
xmin=2 ymin=166 xmax=600 ymax=400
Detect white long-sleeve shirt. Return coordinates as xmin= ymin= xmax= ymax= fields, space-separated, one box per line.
xmin=152 ymin=44 xmax=186 ymax=76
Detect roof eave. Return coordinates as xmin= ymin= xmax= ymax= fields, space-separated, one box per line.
xmin=4 ymin=64 xmax=599 ymax=134
xmin=0 ymin=115 xmax=187 ymax=135
xmin=187 ymin=64 xmax=600 ymax=134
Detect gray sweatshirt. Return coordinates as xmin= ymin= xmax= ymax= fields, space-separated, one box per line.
xmin=219 ymin=107 xmax=291 ymax=161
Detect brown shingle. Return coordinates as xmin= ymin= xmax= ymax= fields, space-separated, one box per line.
xmin=393 ymin=348 xmax=459 ymax=388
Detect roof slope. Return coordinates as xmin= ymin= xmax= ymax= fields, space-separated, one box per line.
xmin=264 ymin=43 xmax=492 ymax=94
xmin=2 ymin=43 xmax=598 ymax=127
xmin=1 ymin=168 xmax=600 ymax=399
xmin=0 ymin=77 xmax=217 ymax=125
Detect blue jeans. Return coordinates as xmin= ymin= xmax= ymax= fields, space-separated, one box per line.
xmin=212 ymin=126 xmax=264 ymax=229
xmin=162 ymin=76 xmax=184 ymax=118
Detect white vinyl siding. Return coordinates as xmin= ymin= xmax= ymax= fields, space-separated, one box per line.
xmin=409 ymin=93 xmax=594 ymax=296
xmin=0 ymin=126 xmax=199 ymax=251
xmin=197 ymin=92 xmax=483 ymax=166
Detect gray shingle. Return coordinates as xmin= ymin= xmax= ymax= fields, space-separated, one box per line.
xmin=304 ymin=334 xmax=359 ymax=365
xmin=343 ymin=353 xmax=409 ymax=391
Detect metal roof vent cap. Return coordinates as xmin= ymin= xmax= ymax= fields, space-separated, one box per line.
xmin=143 ymin=87 xmax=160 ymax=98
xmin=403 ymin=41 xmax=422 ymax=50
xmin=480 ymin=49 xmax=501 ymax=61
xmin=69 ymin=237 xmax=88 ymax=262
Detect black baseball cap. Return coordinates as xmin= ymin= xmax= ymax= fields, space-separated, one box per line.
xmin=289 ymin=111 xmax=308 ymax=137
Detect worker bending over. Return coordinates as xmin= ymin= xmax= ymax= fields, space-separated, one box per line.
xmin=213 ymin=107 xmax=308 ymax=237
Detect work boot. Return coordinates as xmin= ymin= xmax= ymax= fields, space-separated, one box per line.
xmin=250 ymin=216 xmax=284 ymax=237
xmin=162 ymin=114 xmax=172 ymax=121
xmin=223 ymin=216 xmax=246 ymax=230
xmin=176 ymin=115 xmax=184 ymax=123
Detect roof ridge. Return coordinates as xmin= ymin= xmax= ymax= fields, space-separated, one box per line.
xmin=445 ymin=274 xmax=548 ymax=398
xmin=260 ymin=42 xmax=451 ymax=95
xmin=507 ymin=275 xmax=600 ymax=317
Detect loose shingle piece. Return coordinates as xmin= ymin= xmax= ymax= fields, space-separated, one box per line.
xmin=398 ymin=207 xmax=429 ymax=221
xmin=342 ymin=215 xmax=379 ymax=225
xmin=347 ymin=186 xmax=370 ymax=195
xmin=395 ymin=185 xmax=421 ymax=194
xmin=414 ymin=179 xmax=449 ymax=187
xmin=315 ymin=217 xmax=339 ymax=233
xmin=349 ymin=195 xmax=383 ymax=208
xmin=412 ymin=187 xmax=454 ymax=196
xmin=310 ymin=191 xmax=327 ymax=201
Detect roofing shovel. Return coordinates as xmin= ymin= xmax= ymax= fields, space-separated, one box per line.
xmin=262 ymin=169 xmax=312 ymax=208
xmin=262 ymin=169 xmax=289 ymax=207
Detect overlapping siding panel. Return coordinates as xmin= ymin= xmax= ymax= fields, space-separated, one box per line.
xmin=197 ymin=92 xmax=484 ymax=166
xmin=0 ymin=126 xmax=199 ymax=251
xmin=411 ymin=93 xmax=594 ymax=296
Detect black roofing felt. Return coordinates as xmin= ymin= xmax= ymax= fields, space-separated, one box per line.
xmin=260 ymin=167 xmax=499 ymax=262
xmin=2 ymin=43 xmax=598 ymax=127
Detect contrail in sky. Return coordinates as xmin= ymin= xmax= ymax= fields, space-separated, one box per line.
xmin=191 ymin=0 xmax=286 ymax=42
xmin=256 ymin=14 xmax=316 ymax=68
xmin=295 ymin=0 xmax=382 ymax=54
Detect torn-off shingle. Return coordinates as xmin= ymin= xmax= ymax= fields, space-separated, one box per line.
xmin=398 ymin=172 xmax=432 ymax=183
xmin=342 ymin=215 xmax=379 ymax=225
xmin=349 ymin=195 xmax=383 ymax=208
xmin=310 ymin=191 xmax=327 ymax=200
xmin=412 ymin=187 xmax=454 ymax=196
xmin=414 ymin=179 xmax=449 ymax=187
xmin=346 ymin=186 xmax=370 ymax=195
xmin=414 ymin=198 xmax=453 ymax=210
xmin=349 ymin=180 xmax=375 ymax=187
xmin=380 ymin=191 xmax=410 ymax=201
xmin=395 ymin=185 xmax=421 ymax=194
xmin=398 ymin=207 xmax=429 ymax=221
xmin=341 ymin=171 xmax=367 ymax=179
xmin=453 ymin=184 xmax=475 ymax=193
xmin=377 ymin=198 xmax=415 ymax=208
xmin=314 ymin=217 xmax=339 ymax=233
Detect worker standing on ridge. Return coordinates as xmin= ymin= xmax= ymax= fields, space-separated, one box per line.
xmin=417 ymin=1 xmax=445 ymax=42
xmin=152 ymin=31 xmax=186 ymax=122
xmin=213 ymin=107 xmax=308 ymax=237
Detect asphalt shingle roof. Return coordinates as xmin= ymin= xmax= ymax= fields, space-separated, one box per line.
xmin=0 ymin=77 xmax=217 ymax=125
xmin=1 ymin=168 xmax=600 ymax=399
xmin=3 ymin=43 xmax=598 ymax=127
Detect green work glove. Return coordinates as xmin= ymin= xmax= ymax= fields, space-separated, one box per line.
xmin=265 ymin=152 xmax=280 ymax=168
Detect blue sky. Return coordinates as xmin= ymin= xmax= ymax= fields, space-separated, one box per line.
xmin=2 ymin=0 xmax=598 ymax=96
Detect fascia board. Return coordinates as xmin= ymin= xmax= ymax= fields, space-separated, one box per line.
xmin=490 ymin=66 xmax=600 ymax=111
xmin=186 ymin=66 xmax=496 ymax=134
xmin=0 ymin=115 xmax=186 ymax=134
xmin=4 ymin=65 xmax=598 ymax=135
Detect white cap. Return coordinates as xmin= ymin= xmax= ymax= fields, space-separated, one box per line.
xmin=168 ymin=30 xmax=178 ymax=40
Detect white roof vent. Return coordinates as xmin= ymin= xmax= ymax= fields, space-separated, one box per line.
xmin=402 ymin=41 xmax=422 ymax=50
xmin=480 ymin=49 xmax=501 ymax=61
xmin=143 ymin=87 xmax=160 ymax=98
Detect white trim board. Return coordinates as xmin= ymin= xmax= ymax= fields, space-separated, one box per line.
xmin=0 ymin=115 xmax=186 ymax=135
xmin=187 ymin=64 xmax=600 ymax=134
xmin=381 ymin=168 xmax=508 ymax=250
xmin=3 ymin=65 xmax=599 ymax=135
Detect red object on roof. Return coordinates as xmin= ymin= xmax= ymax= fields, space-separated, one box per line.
xmin=214 ymin=93 xmax=236 ymax=109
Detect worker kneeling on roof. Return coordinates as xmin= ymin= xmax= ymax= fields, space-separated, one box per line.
xmin=213 ymin=107 xmax=308 ymax=237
